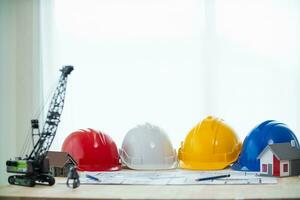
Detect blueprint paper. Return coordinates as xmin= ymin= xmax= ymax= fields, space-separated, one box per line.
xmin=75 ymin=169 xmax=277 ymax=185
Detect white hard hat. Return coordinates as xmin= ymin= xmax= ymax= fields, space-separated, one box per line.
xmin=120 ymin=123 xmax=177 ymax=170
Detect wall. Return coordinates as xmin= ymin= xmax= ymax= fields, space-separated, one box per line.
xmin=0 ymin=0 xmax=41 ymax=185
xmin=290 ymin=159 xmax=300 ymax=176
xmin=280 ymin=160 xmax=290 ymax=177
xmin=0 ymin=0 xmax=17 ymax=185
xmin=259 ymin=148 xmax=273 ymax=174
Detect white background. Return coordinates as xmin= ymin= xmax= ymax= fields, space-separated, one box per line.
xmin=42 ymin=0 xmax=300 ymax=150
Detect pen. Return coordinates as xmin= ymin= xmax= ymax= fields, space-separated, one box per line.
xmin=195 ymin=174 xmax=230 ymax=181
xmin=86 ymin=174 xmax=101 ymax=182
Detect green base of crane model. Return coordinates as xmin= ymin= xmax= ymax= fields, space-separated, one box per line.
xmin=6 ymin=158 xmax=55 ymax=187
xmin=8 ymin=174 xmax=55 ymax=187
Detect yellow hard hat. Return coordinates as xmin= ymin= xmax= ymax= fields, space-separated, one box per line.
xmin=178 ymin=116 xmax=242 ymax=170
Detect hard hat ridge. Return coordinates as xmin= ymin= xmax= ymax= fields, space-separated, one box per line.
xmin=178 ymin=116 xmax=242 ymax=170
xmin=231 ymin=120 xmax=299 ymax=171
xmin=62 ymin=129 xmax=121 ymax=171
xmin=120 ymin=123 xmax=177 ymax=170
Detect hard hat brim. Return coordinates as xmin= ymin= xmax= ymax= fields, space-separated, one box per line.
xmin=77 ymin=164 xmax=122 ymax=172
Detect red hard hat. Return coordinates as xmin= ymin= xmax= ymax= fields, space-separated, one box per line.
xmin=62 ymin=128 xmax=121 ymax=171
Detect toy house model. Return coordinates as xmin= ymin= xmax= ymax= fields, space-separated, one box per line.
xmin=46 ymin=151 xmax=77 ymax=177
xmin=257 ymin=141 xmax=300 ymax=177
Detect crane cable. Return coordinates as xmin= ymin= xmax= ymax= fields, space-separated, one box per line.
xmin=19 ymin=78 xmax=58 ymax=158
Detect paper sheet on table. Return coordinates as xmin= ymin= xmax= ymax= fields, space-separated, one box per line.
xmin=75 ymin=169 xmax=277 ymax=185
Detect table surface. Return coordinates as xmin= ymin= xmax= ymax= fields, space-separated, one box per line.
xmin=0 ymin=176 xmax=300 ymax=200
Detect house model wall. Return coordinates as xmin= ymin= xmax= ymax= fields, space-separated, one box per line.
xmin=257 ymin=142 xmax=300 ymax=177
xmin=47 ymin=151 xmax=77 ymax=177
xmin=259 ymin=148 xmax=290 ymax=177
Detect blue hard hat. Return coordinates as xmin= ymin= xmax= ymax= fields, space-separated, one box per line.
xmin=231 ymin=120 xmax=299 ymax=171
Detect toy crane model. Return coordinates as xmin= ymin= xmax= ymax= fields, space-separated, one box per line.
xmin=6 ymin=65 xmax=74 ymax=187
